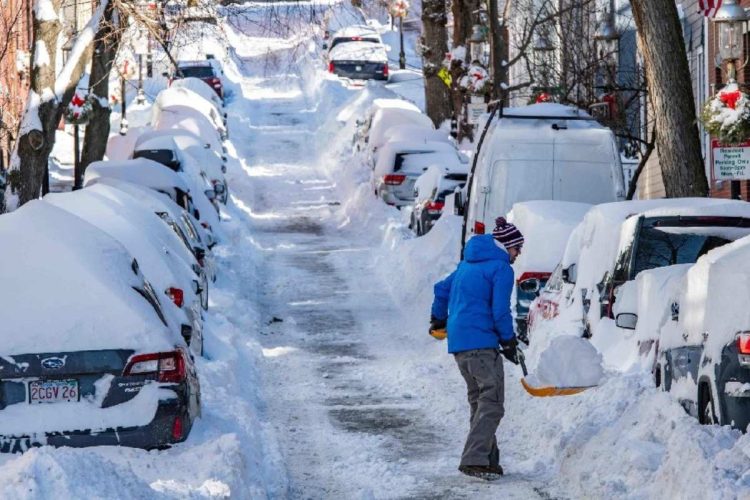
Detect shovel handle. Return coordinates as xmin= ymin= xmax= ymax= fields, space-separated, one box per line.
xmin=518 ymin=349 xmax=528 ymax=377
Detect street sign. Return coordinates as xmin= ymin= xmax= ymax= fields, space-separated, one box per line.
xmin=466 ymin=103 xmax=486 ymax=125
xmin=437 ymin=67 xmax=452 ymax=87
xmin=712 ymin=139 xmax=750 ymax=180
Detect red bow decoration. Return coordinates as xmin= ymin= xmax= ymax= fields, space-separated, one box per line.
xmin=720 ymin=90 xmax=742 ymax=110
xmin=70 ymin=93 xmax=85 ymax=107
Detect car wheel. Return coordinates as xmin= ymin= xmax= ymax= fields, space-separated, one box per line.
xmin=698 ymin=382 xmax=719 ymax=425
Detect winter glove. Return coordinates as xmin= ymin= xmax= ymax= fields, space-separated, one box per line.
xmin=429 ymin=316 xmax=447 ymax=340
xmin=500 ymin=338 xmax=520 ymax=365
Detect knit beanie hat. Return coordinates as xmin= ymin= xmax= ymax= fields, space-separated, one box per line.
xmin=492 ymin=217 xmax=524 ymax=250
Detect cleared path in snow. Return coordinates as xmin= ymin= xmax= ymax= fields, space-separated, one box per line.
xmin=222 ymin=10 xmax=558 ymax=499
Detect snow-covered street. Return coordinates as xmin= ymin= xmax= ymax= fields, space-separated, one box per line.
xmin=6 ymin=2 xmax=750 ymax=498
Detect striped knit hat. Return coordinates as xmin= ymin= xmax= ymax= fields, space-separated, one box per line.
xmin=492 ymin=217 xmax=524 ymax=250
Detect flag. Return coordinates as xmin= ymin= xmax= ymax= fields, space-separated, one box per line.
xmin=699 ymin=0 xmax=723 ymax=17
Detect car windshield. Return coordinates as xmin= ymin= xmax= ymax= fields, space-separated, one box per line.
xmin=178 ymin=66 xmax=214 ymax=78
xmin=632 ymin=226 xmax=731 ymax=276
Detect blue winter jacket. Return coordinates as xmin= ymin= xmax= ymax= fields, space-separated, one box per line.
xmin=431 ymin=234 xmax=516 ymax=354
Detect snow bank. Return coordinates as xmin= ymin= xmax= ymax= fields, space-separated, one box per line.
xmin=525 ymin=335 xmax=603 ymax=388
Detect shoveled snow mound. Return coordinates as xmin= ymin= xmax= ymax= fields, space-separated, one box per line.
xmin=525 ymin=335 xmax=603 ymax=388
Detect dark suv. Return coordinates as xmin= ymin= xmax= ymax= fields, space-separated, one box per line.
xmin=172 ymin=61 xmax=223 ymax=100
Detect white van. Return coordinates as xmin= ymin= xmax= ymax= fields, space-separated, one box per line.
xmin=462 ymin=103 xmax=625 ymax=240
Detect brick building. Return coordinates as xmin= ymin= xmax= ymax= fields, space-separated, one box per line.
xmin=0 ymin=0 xmax=33 ymax=170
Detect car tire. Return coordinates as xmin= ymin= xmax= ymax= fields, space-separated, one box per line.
xmin=698 ymin=382 xmax=719 ymax=425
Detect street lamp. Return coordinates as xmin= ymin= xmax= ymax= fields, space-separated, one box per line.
xmin=714 ymin=0 xmax=749 ymax=83
xmin=389 ymin=0 xmax=409 ymax=70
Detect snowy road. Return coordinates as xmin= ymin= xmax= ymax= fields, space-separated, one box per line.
xmin=220 ymin=13 xmax=556 ymax=498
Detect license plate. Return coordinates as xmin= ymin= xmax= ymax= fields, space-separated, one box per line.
xmin=28 ymin=379 xmax=79 ymax=404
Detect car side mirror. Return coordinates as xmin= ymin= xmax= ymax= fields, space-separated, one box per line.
xmin=616 ymin=312 xmax=638 ymax=330
xmin=518 ymin=278 xmax=541 ymax=295
xmin=562 ymin=263 xmax=577 ymax=284
xmin=192 ymin=279 xmax=203 ymax=295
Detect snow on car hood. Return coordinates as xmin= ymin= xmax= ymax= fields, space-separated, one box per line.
xmin=0 ymin=201 xmax=177 ymax=355
xmin=329 ymin=42 xmax=387 ymax=62
xmin=152 ymin=87 xmax=226 ymax=136
xmin=83 ymin=158 xmax=192 ymax=196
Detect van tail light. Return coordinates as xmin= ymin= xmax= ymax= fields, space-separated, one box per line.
xmin=328 ymin=62 xmax=335 ymax=73
xmin=383 ymin=174 xmax=406 ymax=185
xmin=474 ymin=221 xmax=485 ymax=234
xmin=426 ymin=201 xmax=444 ymax=215
xmin=166 ymin=287 xmax=184 ymax=308
xmin=209 ymin=77 xmax=222 ymax=89
xmin=383 ymin=63 xmax=389 ymax=77
xmin=123 ymin=350 xmax=187 ymax=383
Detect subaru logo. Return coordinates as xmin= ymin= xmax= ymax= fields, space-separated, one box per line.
xmin=41 ymin=357 xmax=65 ymax=370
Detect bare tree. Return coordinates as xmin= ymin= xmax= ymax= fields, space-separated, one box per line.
xmin=4 ymin=0 xmax=110 ymax=210
xmin=629 ymin=0 xmax=708 ymax=197
xmin=421 ymin=0 xmax=451 ymax=126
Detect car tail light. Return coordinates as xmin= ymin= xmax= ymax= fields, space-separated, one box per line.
xmin=124 ymin=350 xmax=187 ymax=383
xmin=738 ymin=332 xmax=750 ymax=355
xmin=426 ymin=201 xmax=444 ymax=214
xmin=517 ymin=272 xmax=551 ymax=284
xmin=171 ymin=416 xmax=184 ymax=440
xmin=328 ymin=62 xmax=335 ymax=73
xmin=383 ymin=174 xmax=406 ymax=185
xmin=383 ymin=63 xmax=389 ymax=77
xmin=166 ymin=287 xmax=184 ymax=308
xmin=209 ymin=77 xmax=222 ymax=89
xmin=474 ymin=221 xmax=485 ymax=234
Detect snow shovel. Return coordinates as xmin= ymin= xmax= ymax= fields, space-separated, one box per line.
xmin=517 ymin=350 xmax=594 ymax=397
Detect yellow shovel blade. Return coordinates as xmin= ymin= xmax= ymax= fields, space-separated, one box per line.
xmin=430 ymin=328 xmax=447 ymax=340
xmin=520 ymin=377 xmax=593 ymax=397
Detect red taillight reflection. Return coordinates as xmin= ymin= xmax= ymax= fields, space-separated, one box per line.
xmin=474 ymin=221 xmax=486 ymax=234
xmin=383 ymin=174 xmax=406 ymax=185
xmin=738 ymin=333 xmax=750 ymax=355
xmin=166 ymin=287 xmax=184 ymax=308
xmin=426 ymin=201 xmax=444 ymax=214
xmin=383 ymin=64 xmax=389 ymax=77
xmin=517 ymin=272 xmax=551 ymax=284
xmin=124 ymin=351 xmax=187 ymax=383
xmin=328 ymin=62 xmax=335 ymax=73
xmin=171 ymin=416 xmax=184 ymax=440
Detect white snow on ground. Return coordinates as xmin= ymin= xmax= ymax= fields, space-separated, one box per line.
xmin=5 ymin=3 xmax=750 ymax=499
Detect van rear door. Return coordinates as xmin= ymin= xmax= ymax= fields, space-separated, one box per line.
xmin=553 ymin=130 xmax=622 ymax=203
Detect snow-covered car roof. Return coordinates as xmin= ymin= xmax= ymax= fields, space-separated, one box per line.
xmin=135 ymin=135 xmax=180 ymax=154
xmin=329 ymin=42 xmax=387 ymax=62
xmin=171 ymin=77 xmax=224 ymax=112
xmin=152 ymin=87 xmax=226 ymax=136
xmin=374 ymin=141 xmax=461 ymax=177
xmin=153 ymin=108 xmax=223 ymax=153
xmin=45 ymin=188 xmax=198 ymax=331
xmin=0 ymin=200 xmax=177 ymax=355
xmin=83 ymin=158 xmax=192 ymax=196
xmin=176 ymin=59 xmax=213 ymax=68
xmin=135 ymin=129 xmax=225 ymax=182
xmin=369 ymin=108 xmax=435 ymax=153
xmin=331 ymin=25 xmax=379 ymax=39
xmin=414 ymin=165 xmax=467 ymax=201
xmin=502 ymin=102 xmax=594 ymax=119
xmin=369 ymin=98 xmax=421 ymax=115
xmin=381 ymin=124 xmax=450 ymax=146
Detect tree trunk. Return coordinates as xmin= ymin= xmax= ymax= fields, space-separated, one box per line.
xmin=81 ymin=2 xmax=122 ymax=172
xmin=450 ymin=0 xmax=478 ymax=141
xmin=487 ymin=0 xmax=505 ymax=101
xmin=629 ymin=0 xmax=709 ymax=197
xmin=421 ymin=0 xmax=451 ymax=126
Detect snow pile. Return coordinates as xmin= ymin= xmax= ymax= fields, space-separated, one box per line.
xmin=525 ymin=335 xmax=603 ymax=388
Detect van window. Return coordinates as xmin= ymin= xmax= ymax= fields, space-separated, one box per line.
xmin=488 ymin=159 xmax=553 ymax=217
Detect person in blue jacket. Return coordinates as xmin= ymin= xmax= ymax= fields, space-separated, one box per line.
xmin=431 ymin=217 xmax=523 ymax=480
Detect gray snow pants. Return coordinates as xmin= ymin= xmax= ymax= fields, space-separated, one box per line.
xmin=454 ymin=348 xmax=505 ymax=467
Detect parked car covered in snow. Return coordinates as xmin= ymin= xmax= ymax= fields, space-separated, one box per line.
xmin=0 ymin=201 xmax=200 ymax=451
xmin=648 ymin=236 xmax=750 ymax=431
xmin=461 ymin=103 xmax=625 ymax=242
xmin=507 ymin=201 xmax=592 ymax=340
xmin=362 ymin=104 xmax=435 ymax=166
xmin=411 ymin=164 xmax=468 ymax=236
xmin=172 ymin=60 xmax=225 ymax=100
xmin=373 ymin=140 xmax=467 ymax=208
xmin=527 ymin=199 xmax=750 ymax=344
xmin=353 ymin=98 xmax=422 ymax=154
xmin=171 ymin=76 xmax=226 ymax=116
xmin=83 ymin=159 xmax=221 ymax=238
xmin=152 ymin=86 xmax=227 ymax=141
xmin=326 ymin=25 xmax=388 ymax=82
xmin=133 ymin=133 xmax=228 ymax=205
xmin=45 ymin=186 xmax=206 ymax=356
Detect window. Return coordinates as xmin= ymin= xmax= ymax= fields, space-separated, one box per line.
xmin=632 ymin=227 xmax=730 ymax=277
